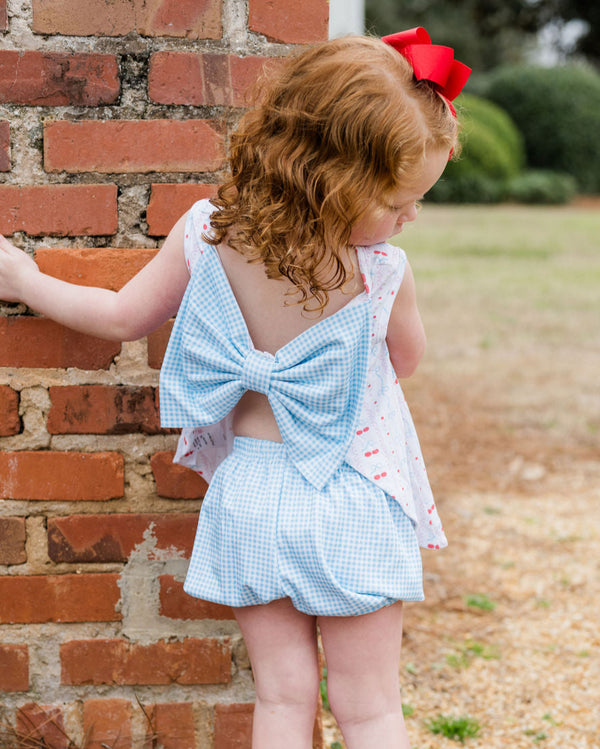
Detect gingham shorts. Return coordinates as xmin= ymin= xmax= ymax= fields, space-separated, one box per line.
xmin=183 ymin=437 xmax=424 ymax=616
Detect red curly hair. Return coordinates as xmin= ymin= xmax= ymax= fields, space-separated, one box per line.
xmin=205 ymin=35 xmax=458 ymax=312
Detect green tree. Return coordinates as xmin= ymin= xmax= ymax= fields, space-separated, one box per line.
xmin=365 ymin=0 xmax=599 ymax=69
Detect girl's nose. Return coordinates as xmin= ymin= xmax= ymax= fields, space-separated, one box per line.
xmin=399 ymin=203 xmax=418 ymax=224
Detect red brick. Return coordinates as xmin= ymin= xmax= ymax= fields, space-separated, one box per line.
xmin=0 ymin=643 xmax=29 ymax=691
xmin=44 ymin=120 xmax=225 ymax=174
xmin=0 ymin=120 xmax=9 ymax=171
xmin=83 ymin=699 xmax=132 ymax=749
xmin=47 ymin=512 xmax=198 ymax=562
xmin=147 ymin=183 xmax=218 ymax=237
xmin=0 ymin=517 xmax=26 ymax=565
xmin=148 ymin=320 xmax=174 ymax=369
xmin=0 ymin=184 xmax=118 ymax=236
xmin=16 ymin=704 xmax=68 ymax=749
xmin=0 ymin=317 xmax=120 ymax=369
xmin=248 ymin=0 xmax=328 ymax=43
xmin=151 ymin=451 xmax=207 ymax=499
xmin=150 ymin=703 xmax=195 ymax=749
xmin=213 ymin=703 xmax=254 ymax=749
xmin=0 ymin=385 xmax=20 ymax=436
xmin=0 ymin=51 xmax=119 ymax=106
xmin=35 ymin=247 xmax=157 ymax=291
xmin=47 ymin=385 xmax=161 ymax=435
xmin=61 ymin=638 xmax=231 ymax=686
xmin=148 ymin=52 xmax=280 ymax=108
xmin=0 ymin=574 xmax=121 ymax=623
xmin=159 ymin=575 xmax=234 ymax=621
xmin=0 ymin=451 xmax=124 ymax=501
xmin=32 ymin=0 xmax=222 ymax=39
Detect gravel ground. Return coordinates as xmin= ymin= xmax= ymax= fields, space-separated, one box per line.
xmin=323 ymin=481 xmax=600 ymax=748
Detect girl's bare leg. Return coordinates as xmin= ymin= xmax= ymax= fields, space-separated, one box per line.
xmin=233 ymin=598 xmax=320 ymax=749
xmin=318 ymin=602 xmax=410 ymax=749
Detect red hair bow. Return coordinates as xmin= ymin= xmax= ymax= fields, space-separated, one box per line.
xmin=382 ymin=27 xmax=471 ymax=111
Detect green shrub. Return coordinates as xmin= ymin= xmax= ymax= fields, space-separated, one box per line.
xmin=427 ymin=173 xmax=504 ymax=203
xmin=505 ymin=170 xmax=577 ymax=204
xmin=450 ymin=93 xmax=525 ymax=180
xmin=481 ymin=64 xmax=600 ymax=192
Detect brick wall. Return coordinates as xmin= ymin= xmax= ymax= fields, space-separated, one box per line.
xmin=0 ymin=1 xmax=328 ymax=746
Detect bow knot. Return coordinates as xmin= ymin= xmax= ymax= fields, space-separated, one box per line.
xmin=241 ymin=349 xmax=275 ymax=396
xmin=382 ymin=27 xmax=471 ymax=104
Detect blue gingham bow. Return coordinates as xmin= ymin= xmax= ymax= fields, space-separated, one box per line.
xmin=159 ymin=251 xmax=371 ymax=489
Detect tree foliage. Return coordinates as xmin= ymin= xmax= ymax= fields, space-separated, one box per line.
xmin=365 ymin=0 xmax=599 ymax=69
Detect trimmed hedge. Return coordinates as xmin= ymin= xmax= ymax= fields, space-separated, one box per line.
xmin=428 ymin=93 xmax=525 ymax=202
xmin=450 ymin=93 xmax=525 ymax=179
xmin=481 ymin=64 xmax=600 ymax=193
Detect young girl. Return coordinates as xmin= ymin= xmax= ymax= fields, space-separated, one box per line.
xmin=0 ymin=30 xmax=469 ymax=749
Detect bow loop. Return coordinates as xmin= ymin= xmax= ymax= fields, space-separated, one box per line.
xmin=382 ymin=27 xmax=471 ymax=103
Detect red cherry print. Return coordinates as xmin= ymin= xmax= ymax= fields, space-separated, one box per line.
xmin=364 ymin=426 xmax=369 ymax=432
xmin=203 ymin=223 xmax=208 ymax=230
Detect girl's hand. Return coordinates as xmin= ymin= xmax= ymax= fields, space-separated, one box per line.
xmin=0 ymin=234 xmax=40 ymax=303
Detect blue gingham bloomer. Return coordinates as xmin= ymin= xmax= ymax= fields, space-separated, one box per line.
xmin=158 ymin=200 xmax=446 ymax=615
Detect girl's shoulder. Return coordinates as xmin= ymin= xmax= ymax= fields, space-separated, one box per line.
xmin=184 ymin=199 xmax=218 ymax=273
xmin=356 ymin=242 xmax=407 ymax=296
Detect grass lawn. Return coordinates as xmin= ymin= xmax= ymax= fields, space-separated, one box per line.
xmin=393 ymin=203 xmax=600 ymax=491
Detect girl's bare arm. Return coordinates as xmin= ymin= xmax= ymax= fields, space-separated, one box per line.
xmin=0 ymin=213 xmax=189 ymax=342
xmin=386 ymin=261 xmax=427 ymax=378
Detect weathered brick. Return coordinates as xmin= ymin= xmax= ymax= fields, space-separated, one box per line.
xmin=147 ymin=320 xmax=174 ymax=369
xmin=0 ymin=120 xmax=9 ymax=171
xmin=0 ymin=451 xmax=124 ymax=501
xmin=83 ymin=699 xmax=132 ymax=749
xmin=0 ymin=0 xmax=6 ymax=31
xmin=32 ymin=0 xmax=222 ymax=39
xmin=44 ymin=120 xmax=225 ymax=174
xmin=47 ymin=385 xmax=161 ymax=435
xmin=16 ymin=704 xmax=68 ymax=749
xmin=147 ymin=183 xmax=218 ymax=237
xmin=61 ymin=638 xmax=231 ymax=686
xmin=151 ymin=451 xmax=207 ymax=499
xmin=0 ymin=385 xmax=20 ymax=436
xmin=248 ymin=0 xmax=328 ymax=43
xmin=0 ymin=517 xmax=26 ymax=565
xmin=0 ymin=51 xmax=119 ymax=106
xmin=0 ymin=317 xmax=121 ymax=369
xmin=150 ymin=703 xmax=196 ymax=749
xmin=159 ymin=575 xmax=234 ymax=621
xmin=0 ymin=643 xmax=29 ymax=691
xmin=213 ymin=703 xmax=254 ymax=749
xmin=148 ymin=52 xmax=280 ymax=107
xmin=47 ymin=512 xmax=198 ymax=562
xmin=0 ymin=184 xmax=118 ymax=236
xmin=0 ymin=574 xmax=121 ymax=623
xmin=35 ymin=247 xmax=157 ymax=291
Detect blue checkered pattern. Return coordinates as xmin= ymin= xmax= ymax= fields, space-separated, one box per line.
xmin=159 ymin=240 xmax=371 ymax=489
xmin=183 ymin=437 xmax=424 ymax=616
